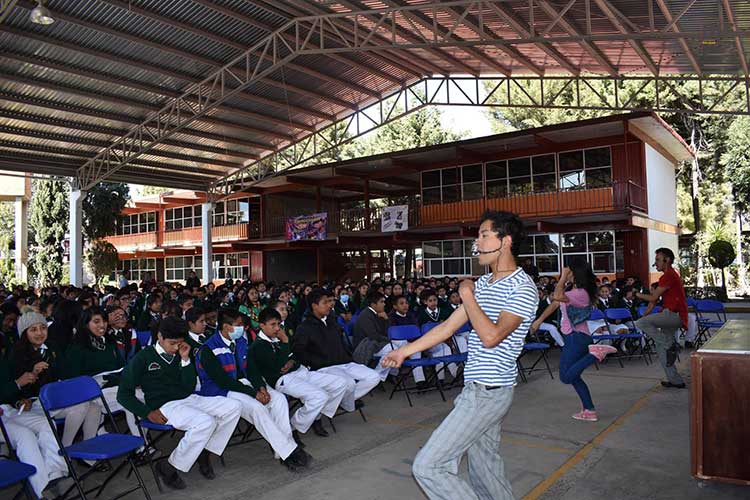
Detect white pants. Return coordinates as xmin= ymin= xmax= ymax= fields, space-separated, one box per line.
xmin=453 ymin=332 xmax=469 ymax=353
xmin=427 ymin=343 xmax=458 ymax=380
xmin=227 ymin=387 xmax=297 ymax=461
xmin=98 ymin=386 xmax=142 ymax=436
xmin=276 ymin=366 xmax=348 ymax=433
xmin=539 ymin=323 xmax=565 ymax=346
xmin=317 ymin=363 xmax=380 ymax=412
xmin=587 ymin=319 xmax=608 ymax=334
xmin=1 ymin=404 xmax=68 ymax=497
xmin=684 ymin=312 xmax=698 ymax=342
xmin=373 ymin=340 xmax=425 ymax=383
xmin=159 ymin=394 xmax=241 ymax=473
xmin=31 ymin=400 xmax=100 ymax=447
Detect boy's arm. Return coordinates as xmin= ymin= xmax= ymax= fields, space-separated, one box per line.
xmin=199 ymin=347 xmax=255 ymax=397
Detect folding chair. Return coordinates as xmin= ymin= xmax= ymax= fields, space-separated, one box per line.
xmin=387 ymin=325 xmax=467 ymax=407
xmin=694 ymin=300 xmax=727 ymax=348
xmin=601 ymin=308 xmax=652 ymax=365
xmin=636 ymin=304 xmax=662 ymax=318
xmin=337 ymin=316 xmax=355 ymax=349
xmin=0 ymin=460 xmax=36 ymax=500
xmin=39 ymin=376 xmax=152 ymax=500
xmin=135 ymin=330 xmax=152 ymax=348
xmin=517 ymin=330 xmax=554 ymax=382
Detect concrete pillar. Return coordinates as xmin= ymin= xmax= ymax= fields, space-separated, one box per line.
xmin=14 ymin=197 xmax=28 ymax=283
xmin=69 ymin=188 xmax=85 ymax=286
xmin=201 ymin=202 xmax=214 ymax=284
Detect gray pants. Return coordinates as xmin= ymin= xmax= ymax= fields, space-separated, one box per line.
xmin=412 ymin=381 xmax=515 ymax=500
xmin=635 ymin=310 xmax=685 ymax=385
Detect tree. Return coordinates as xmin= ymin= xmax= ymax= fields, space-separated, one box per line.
xmin=0 ymin=202 xmax=15 ymax=285
xmin=82 ymin=183 xmax=130 ymax=241
xmin=721 ymin=116 xmax=750 ymax=212
xmin=29 ymin=180 xmax=69 ymax=287
xmin=86 ymin=240 xmax=119 ymax=286
xmin=708 ymin=240 xmax=736 ymax=301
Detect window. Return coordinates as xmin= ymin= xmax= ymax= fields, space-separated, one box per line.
xmin=213 ymin=198 xmax=250 ymax=227
xmin=165 ymin=205 xmax=201 ymax=231
xmin=485 ymin=154 xmax=557 ymax=198
xmin=213 ymin=252 xmax=249 ymax=280
xmin=519 ymin=234 xmax=561 ymax=275
xmin=118 ymin=258 xmax=156 ymax=282
xmin=165 ymin=256 xmax=202 ymax=282
xmin=485 ymin=160 xmax=507 ymax=199
xmin=422 ymin=239 xmax=484 ymax=277
xmin=561 ymin=231 xmax=616 ymax=273
xmin=421 ymin=165 xmax=484 ymax=204
xmin=559 ymin=147 xmax=612 ymax=191
xmin=116 ymin=212 xmax=156 ymax=235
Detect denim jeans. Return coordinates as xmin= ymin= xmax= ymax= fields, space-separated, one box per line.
xmin=559 ymin=331 xmax=596 ymax=410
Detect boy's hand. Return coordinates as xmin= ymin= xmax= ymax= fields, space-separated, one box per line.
xmin=255 ymin=387 xmax=270 ymax=405
xmin=147 ymin=409 xmax=168 ymax=424
xmin=32 ymin=362 xmax=49 ymax=375
xmin=277 ymin=330 xmax=289 ymax=343
xmin=16 ymin=372 xmax=37 ymax=387
xmin=178 ymin=342 xmax=191 ymax=361
xmin=280 ymin=360 xmax=295 ymax=374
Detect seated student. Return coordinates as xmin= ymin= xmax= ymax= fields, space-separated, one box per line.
xmin=273 ymin=300 xmax=295 ymax=339
xmin=1 ymin=359 xmax=71 ymax=499
xmin=1 ymin=303 xmax=20 ymax=358
xmin=417 ymin=290 xmax=451 ymax=326
xmin=351 ymin=293 xmax=392 ymax=379
xmin=292 ymin=288 xmax=380 ymax=431
xmin=239 ymin=287 xmax=263 ymax=331
xmin=530 ymin=286 xmax=565 ymax=347
xmin=436 ymin=286 xmax=449 ymax=308
xmin=62 ymin=306 xmax=141 ymax=436
xmin=197 ymin=308 xmax=308 ymax=471
xmin=177 ymin=294 xmax=194 ymax=319
xmin=117 ymin=317 xmax=242 ymax=490
xmin=389 ymin=296 xmax=418 ymax=327
xmin=135 ymin=293 xmax=162 ymax=333
xmin=333 ymin=288 xmax=355 ymax=323
xmin=8 ymin=310 xmax=101 ymax=455
xmin=184 ymin=306 xmax=209 ymax=357
xmin=249 ymin=308 xmax=347 ymax=445
xmin=441 ymin=290 xmax=462 ymax=315
xmin=106 ymin=305 xmax=141 ymax=360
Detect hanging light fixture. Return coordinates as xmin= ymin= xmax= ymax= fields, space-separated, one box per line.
xmin=30 ymin=0 xmax=55 ymax=25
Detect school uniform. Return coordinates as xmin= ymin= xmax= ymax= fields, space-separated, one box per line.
xmin=417 ymin=306 xmax=450 ymax=326
xmin=249 ymin=332 xmax=347 ymax=434
xmin=416 ymin=307 xmax=459 ymax=379
xmin=535 ymin=297 xmax=565 ymax=347
xmin=239 ymin=303 xmax=262 ymax=331
xmin=117 ymin=344 xmax=241 ymax=473
xmin=109 ymin=326 xmax=141 ymax=361
xmin=196 ymin=332 xmax=298 ymax=461
xmin=292 ymin=314 xmax=380 ymax=412
xmin=334 ymin=299 xmax=356 ymax=317
xmin=0 ymin=360 xmax=67 ymax=497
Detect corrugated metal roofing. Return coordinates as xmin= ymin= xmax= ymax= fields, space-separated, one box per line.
xmin=0 ymin=0 xmax=745 ymax=190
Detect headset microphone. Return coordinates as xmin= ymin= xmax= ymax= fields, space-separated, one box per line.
xmin=471 ymin=242 xmax=503 ymax=256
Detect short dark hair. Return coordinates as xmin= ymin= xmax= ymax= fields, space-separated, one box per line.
xmin=366 ymin=291 xmax=385 ymax=306
xmin=395 ymin=295 xmax=409 ymax=305
xmin=656 ymin=247 xmax=675 ymax=264
xmin=184 ymin=306 xmax=205 ymax=325
xmin=159 ymin=316 xmax=188 ymax=339
xmin=308 ymin=288 xmax=330 ymax=306
xmin=177 ymin=294 xmax=193 ymax=306
xmin=420 ymin=288 xmax=437 ymax=301
xmin=479 ymin=210 xmax=526 ymax=256
xmin=258 ymin=307 xmax=282 ymax=324
xmin=219 ymin=308 xmax=241 ymax=328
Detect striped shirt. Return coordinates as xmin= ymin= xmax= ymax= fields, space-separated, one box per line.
xmin=464 ymin=268 xmax=539 ymax=386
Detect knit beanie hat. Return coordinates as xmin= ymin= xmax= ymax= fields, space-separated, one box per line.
xmin=17 ymin=310 xmax=48 ymax=335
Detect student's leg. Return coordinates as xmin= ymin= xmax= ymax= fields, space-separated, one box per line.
xmin=372 ymin=343 xmax=396 ymax=381
xmin=50 ymin=400 xmax=101 ymax=446
xmin=226 ymin=391 xmax=296 ymax=460
xmin=180 ymin=395 xmax=242 ymax=458
xmin=276 ymin=372 xmax=328 ymax=433
xmin=636 ymin=312 xmax=684 ymax=385
xmin=98 ymin=386 xmax=140 ymax=436
xmin=540 ymin=323 xmax=565 ymax=346
xmin=316 ymin=366 xmax=357 ymax=412
xmin=558 ymin=332 xmax=595 ymax=411
xmin=266 ymin=387 xmax=294 ymax=440
xmin=336 ymin=362 xmax=381 ymax=400
xmin=302 ymin=368 xmax=349 ymax=418
xmin=428 ymin=343 xmax=455 ymax=379
xmin=2 ymin=411 xmax=61 ymax=497
xmin=159 ymin=397 xmax=222 ymax=472
xmin=685 ymin=312 xmax=698 ymax=342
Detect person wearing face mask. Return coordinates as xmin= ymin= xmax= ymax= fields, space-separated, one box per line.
xmin=196 ymin=309 xmax=309 ymax=472
xmin=334 ymin=288 xmax=355 ymax=322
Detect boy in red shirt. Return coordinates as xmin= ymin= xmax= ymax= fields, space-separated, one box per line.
xmin=635 ymin=248 xmax=687 ymax=388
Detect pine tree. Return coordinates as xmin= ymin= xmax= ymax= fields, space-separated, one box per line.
xmin=29 ymin=180 xmax=69 ymax=287
xmin=82 ymin=183 xmax=130 ymax=241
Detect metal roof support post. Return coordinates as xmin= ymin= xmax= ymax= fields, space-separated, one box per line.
xmin=69 ymin=187 xmax=85 ymax=287
xmin=202 ymin=201 xmax=214 ymax=285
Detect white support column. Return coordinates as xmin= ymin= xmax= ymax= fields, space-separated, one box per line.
xmin=69 ymin=188 xmax=85 ymax=286
xmin=13 ymin=196 xmax=28 ymax=283
xmin=201 ymin=202 xmax=214 ymax=285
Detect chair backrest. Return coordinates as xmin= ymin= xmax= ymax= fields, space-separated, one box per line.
xmin=136 ymin=330 xmax=151 ymax=347
xmin=39 ymin=376 xmax=102 ymax=411
xmin=388 ymin=325 xmax=421 ymax=342
xmin=336 ymin=316 xmax=346 ymax=328
xmin=421 ymin=321 xmax=440 ymax=335
xmin=695 ymin=299 xmax=724 ymax=313
xmin=604 ymin=307 xmax=635 ymax=322
xmin=636 ymin=304 xmax=662 ymax=317
xmin=686 ymin=297 xmax=697 ymax=308
xmin=455 ymin=322 xmax=472 ymax=335
xmin=589 ymin=308 xmax=604 ymax=321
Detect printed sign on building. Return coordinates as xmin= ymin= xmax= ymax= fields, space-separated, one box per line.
xmin=381 ymin=205 xmax=408 ymax=232
xmin=285 ymin=212 xmax=328 ymax=241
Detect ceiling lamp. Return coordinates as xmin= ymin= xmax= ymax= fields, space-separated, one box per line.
xmin=30 ymin=0 xmax=55 ymax=25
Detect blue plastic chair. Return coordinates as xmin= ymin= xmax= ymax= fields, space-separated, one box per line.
xmin=39 ymin=376 xmax=153 ymax=500
xmin=694 ymin=299 xmax=727 ymax=347
xmin=637 ymin=304 xmax=662 ymax=318
xmin=589 ymin=308 xmax=605 ymax=321
xmin=135 ymin=330 xmax=152 ymax=348
xmin=0 ymin=459 xmax=36 ymax=499
xmin=598 ymin=308 xmax=653 ymax=366
xmin=420 ymin=322 xmax=440 ymax=335
xmin=517 ymin=327 xmax=554 ymax=382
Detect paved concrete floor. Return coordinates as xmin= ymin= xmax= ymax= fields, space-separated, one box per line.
xmin=112 ymin=323 xmax=748 ymax=500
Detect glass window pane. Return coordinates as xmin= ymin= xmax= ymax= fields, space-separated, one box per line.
xmin=533 ymin=174 xmax=557 ymax=193
xmin=535 ymin=255 xmax=559 ymax=273
xmin=588 ymin=231 xmax=614 ymax=252
xmin=559 ymin=150 xmax=584 ymax=172
xmin=422 ymin=170 xmax=440 ymax=188
xmin=427 ymin=260 xmax=443 ymax=276
xmin=532 ymin=154 xmax=555 ymax=174
xmin=444 ymin=259 xmax=464 ymax=275
xmin=563 ymin=254 xmax=588 ymax=269
xmin=518 ymin=236 xmax=534 ymax=255
xmin=508 ymin=157 xmax=530 ymax=177
xmin=442 ymin=167 xmax=459 ymax=186
xmin=486 ymin=179 xmax=507 ymax=199
xmin=535 ymin=234 xmax=559 ymax=254
xmin=442 ymin=184 xmax=460 ymax=203
xmin=585 ymin=147 xmax=611 ymax=168
xmin=165 ymin=220 xmax=173 ymax=231
xmin=560 ymin=171 xmax=584 ymax=191
xmin=463 ymin=182 xmax=483 ymax=200
xmin=586 ymin=168 xmax=612 ymax=188
xmin=464 ymin=240 xmax=474 ymax=257
xmin=174 ymin=219 xmax=182 ymax=230
xmin=508 ymin=177 xmax=532 ymax=195
xmin=139 ymin=222 xmax=148 ymax=233
xmin=562 ymin=233 xmax=587 ymax=253
xmin=443 ymin=241 xmax=462 ymax=258
xmin=485 ymin=161 xmax=506 ymax=180
xmin=462 ymin=165 xmax=483 ymax=183
xmin=592 ymin=253 xmax=614 ymax=273
xmin=422 ymin=188 xmax=441 ymax=205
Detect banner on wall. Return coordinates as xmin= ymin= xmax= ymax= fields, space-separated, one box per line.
xmin=285 ymin=212 xmax=327 ymax=241
xmin=381 ymin=205 xmax=409 ymax=232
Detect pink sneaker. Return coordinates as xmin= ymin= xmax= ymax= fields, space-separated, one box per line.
xmin=589 ymin=344 xmax=617 ymax=362
xmin=572 ymin=409 xmax=599 ymax=422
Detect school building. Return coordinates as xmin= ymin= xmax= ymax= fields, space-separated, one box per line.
xmin=105 ymin=112 xmax=692 ymax=285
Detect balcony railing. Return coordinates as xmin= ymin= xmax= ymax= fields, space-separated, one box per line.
xmin=105 ymin=232 xmax=158 ymax=251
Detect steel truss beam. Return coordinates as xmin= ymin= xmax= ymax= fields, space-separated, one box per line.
xmin=76 ymin=0 xmax=750 ymax=191
xmin=0 ymin=0 xmax=17 ymax=24
xmin=211 ymin=74 xmax=750 ymax=195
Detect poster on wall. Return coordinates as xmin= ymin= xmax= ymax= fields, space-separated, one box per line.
xmin=285 ymin=212 xmax=327 ymax=241
xmin=381 ymin=205 xmax=409 ymax=232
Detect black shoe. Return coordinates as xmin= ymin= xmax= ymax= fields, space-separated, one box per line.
xmin=354 ymin=399 xmax=365 ymax=410
xmin=197 ymin=450 xmax=216 ymax=480
xmin=311 ymin=419 xmax=328 ymax=437
xmin=661 ymin=381 xmax=686 ymax=389
xmin=288 ymin=447 xmax=309 ymax=467
xmin=292 ymin=430 xmax=306 ymax=448
xmin=684 ymin=341 xmax=695 ymax=348
xmin=156 ymin=461 xmax=186 ymax=490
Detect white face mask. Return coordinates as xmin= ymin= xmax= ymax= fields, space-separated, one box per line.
xmin=230 ymin=325 xmax=245 ymax=340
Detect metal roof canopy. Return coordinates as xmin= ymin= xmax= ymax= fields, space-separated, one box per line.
xmin=0 ymin=0 xmax=747 ymax=194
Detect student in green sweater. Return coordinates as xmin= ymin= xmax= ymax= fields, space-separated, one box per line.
xmin=117 ymin=316 xmax=241 ymax=490
xmin=197 ymin=308 xmax=309 ymax=471
xmin=249 ymin=308 xmax=347 ymax=443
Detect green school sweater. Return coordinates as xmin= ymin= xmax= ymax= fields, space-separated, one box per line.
xmin=62 ymin=340 xmax=125 ymax=388
xmin=0 ymin=359 xmax=21 ymax=405
xmin=117 ymin=345 xmax=196 ymax=419
xmin=247 ymin=338 xmax=297 ymax=389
